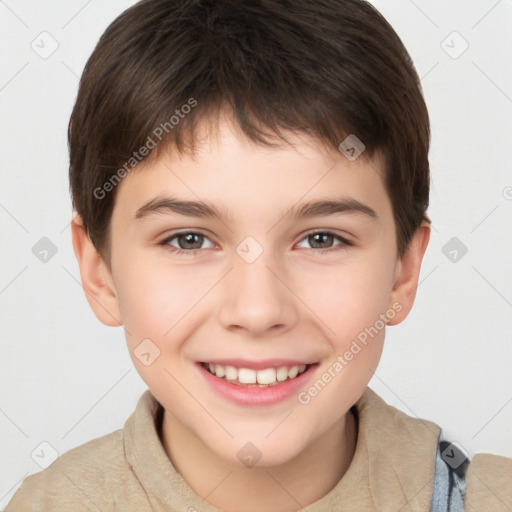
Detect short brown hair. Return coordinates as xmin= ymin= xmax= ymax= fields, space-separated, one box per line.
xmin=68 ymin=0 xmax=430 ymax=267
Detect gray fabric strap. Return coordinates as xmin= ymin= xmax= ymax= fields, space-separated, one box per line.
xmin=429 ymin=432 xmax=470 ymax=512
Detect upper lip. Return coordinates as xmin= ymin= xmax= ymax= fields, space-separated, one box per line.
xmin=199 ymin=359 xmax=316 ymax=370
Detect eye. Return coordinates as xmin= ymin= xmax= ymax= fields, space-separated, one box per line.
xmin=296 ymin=231 xmax=352 ymax=253
xmin=158 ymin=229 xmax=352 ymax=257
xmin=159 ymin=231 xmax=215 ymax=255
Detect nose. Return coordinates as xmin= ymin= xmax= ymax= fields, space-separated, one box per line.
xmin=218 ymin=249 xmax=299 ymax=336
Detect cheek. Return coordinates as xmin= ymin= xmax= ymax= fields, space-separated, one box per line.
xmin=296 ymin=256 xmax=393 ymax=342
xmin=115 ymin=257 xmax=215 ymax=347
xmin=114 ymin=260 xmax=203 ymax=392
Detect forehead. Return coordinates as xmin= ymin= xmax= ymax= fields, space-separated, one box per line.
xmin=111 ymin=117 xmax=391 ymax=229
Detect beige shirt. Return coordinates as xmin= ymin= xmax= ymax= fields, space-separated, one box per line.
xmin=6 ymin=387 xmax=512 ymax=511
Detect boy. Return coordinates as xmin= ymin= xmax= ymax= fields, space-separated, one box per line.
xmin=6 ymin=0 xmax=511 ymax=510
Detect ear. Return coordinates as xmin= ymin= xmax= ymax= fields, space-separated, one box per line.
xmin=386 ymin=222 xmax=431 ymax=326
xmin=70 ymin=213 xmax=123 ymax=327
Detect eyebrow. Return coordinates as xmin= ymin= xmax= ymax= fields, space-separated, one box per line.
xmin=134 ymin=195 xmax=377 ymax=222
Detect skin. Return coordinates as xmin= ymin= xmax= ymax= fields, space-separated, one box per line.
xmin=71 ymin=113 xmax=430 ymax=512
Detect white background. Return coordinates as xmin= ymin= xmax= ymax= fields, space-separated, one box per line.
xmin=1 ymin=0 xmax=511 ymax=507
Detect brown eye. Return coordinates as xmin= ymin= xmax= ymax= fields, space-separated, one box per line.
xmin=175 ymin=233 xmax=204 ymax=250
xmin=308 ymin=233 xmax=335 ymax=249
xmin=159 ymin=231 xmax=215 ymax=255
xmin=296 ymin=231 xmax=352 ymax=252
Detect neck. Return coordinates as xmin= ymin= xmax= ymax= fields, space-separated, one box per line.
xmin=160 ymin=408 xmax=357 ymax=512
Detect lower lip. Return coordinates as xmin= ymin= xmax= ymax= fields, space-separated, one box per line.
xmin=196 ymin=362 xmax=318 ymax=406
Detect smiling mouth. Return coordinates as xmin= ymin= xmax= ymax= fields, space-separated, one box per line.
xmin=200 ymin=362 xmax=312 ymax=387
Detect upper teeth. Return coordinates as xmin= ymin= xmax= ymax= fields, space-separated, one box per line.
xmin=204 ymin=363 xmax=307 ymax=385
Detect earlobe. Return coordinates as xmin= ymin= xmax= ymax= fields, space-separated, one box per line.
xmin=70 ymin=213 xmax=123 ymax=327
xmin=386 ymin=222 xmax=431 ymax=326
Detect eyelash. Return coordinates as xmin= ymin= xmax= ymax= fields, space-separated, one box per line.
xmin=158 ymin=230 xmax=353 ymax=257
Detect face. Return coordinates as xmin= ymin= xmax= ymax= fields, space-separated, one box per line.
xmin=73 ymin=115 xmax=429 ymax=468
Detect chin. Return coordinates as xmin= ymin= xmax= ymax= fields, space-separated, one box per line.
xmin=214 ymin=432 xmax=310 ymax=470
